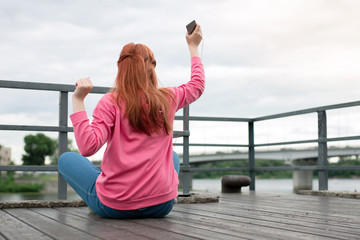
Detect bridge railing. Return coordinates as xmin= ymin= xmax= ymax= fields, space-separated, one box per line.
xmin=1 ymin=79 xmax=360 ymax=198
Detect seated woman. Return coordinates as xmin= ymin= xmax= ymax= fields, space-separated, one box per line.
xmin=58 ymin=24 xmax=205 ymax=219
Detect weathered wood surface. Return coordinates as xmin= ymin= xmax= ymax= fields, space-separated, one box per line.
xmin=1 ymin=192 xmax=360 ymax=240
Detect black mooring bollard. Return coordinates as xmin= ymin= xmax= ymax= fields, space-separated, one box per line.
xmin=221 ymin=175 xmax=251 ymax=193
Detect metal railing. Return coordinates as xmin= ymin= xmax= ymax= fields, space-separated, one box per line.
xmin=1 ymin=80 xmax=360 ymax=199
xmin=0 ymin=80 xmax=189 ymax=199
xmin=178 ymin=104 xmax=360 ymax=194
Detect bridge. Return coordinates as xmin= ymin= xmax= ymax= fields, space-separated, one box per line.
xmin=180 ymin=147 xmax=360 ymax=164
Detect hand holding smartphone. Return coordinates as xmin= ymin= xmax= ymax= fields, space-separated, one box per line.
xmin=185 ymin=20 xmax=202 ymax=57
xmin=186 ymin=20 xmax=197 ymax=35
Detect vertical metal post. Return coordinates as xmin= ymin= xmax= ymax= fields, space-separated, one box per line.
xmin=317 ymin=111 xmax=328 ymax=190
xmin=58 ymin=91 xmax=68 ymax=199
xmin=182 ymin=106 xmax=191 ymax=196
xmin=248 ymin=121 xmax=255 ymax=190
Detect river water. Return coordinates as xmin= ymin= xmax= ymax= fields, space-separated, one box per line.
xmin=193 ymin=178 xmax=360 ymax=193
xmin=1 ymin=178 xmax=359 ymax=201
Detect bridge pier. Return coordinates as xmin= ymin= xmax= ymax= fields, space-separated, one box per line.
xmin=292 ymin=158 xmax=317 ymax=193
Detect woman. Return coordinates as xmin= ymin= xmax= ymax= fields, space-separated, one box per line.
xmin=58 ymin=24 xmax=204 ymax=219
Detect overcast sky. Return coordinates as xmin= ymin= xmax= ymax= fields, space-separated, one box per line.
xmin=2 ymin=0 xmax=360 ymax=163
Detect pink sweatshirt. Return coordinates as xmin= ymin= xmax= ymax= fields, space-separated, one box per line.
xmin=70 ymin=57 xmax=205 ymax=210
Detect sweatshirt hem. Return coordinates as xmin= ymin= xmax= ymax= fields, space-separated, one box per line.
xmin=97 ymin=186 xmax=179 ymax=211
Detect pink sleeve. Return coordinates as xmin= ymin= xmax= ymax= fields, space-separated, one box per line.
xmin=70 ymin=94 xmax=116 ymax=157
xmin=173 ymin=57 xmax=205 ymax=111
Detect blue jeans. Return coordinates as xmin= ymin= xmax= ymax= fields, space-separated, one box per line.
xmin=58 ymin=151 xmax=180 ymax=219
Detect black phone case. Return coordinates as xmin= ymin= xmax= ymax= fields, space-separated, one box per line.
xmin=186 ymin=20 xmax=196 ymax=35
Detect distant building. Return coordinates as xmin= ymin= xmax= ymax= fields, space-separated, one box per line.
xmin=0 ymin=146 xmax=11 ymax=165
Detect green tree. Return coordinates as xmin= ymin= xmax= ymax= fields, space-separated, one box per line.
xmin=22 ymin=133 xmax=56 ymax=165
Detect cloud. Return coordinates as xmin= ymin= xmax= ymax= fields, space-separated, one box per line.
xmin=2 ymin=0 xmax=360 ymax=162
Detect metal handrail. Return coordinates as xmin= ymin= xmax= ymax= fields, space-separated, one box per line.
xmin=0 ymin=80 xmax=191 ymax=198
xmin=1 ymin=80 xmax=360 ymax=198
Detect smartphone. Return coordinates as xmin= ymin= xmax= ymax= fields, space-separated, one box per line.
xmin=186 ymin=20 xmax=197 ymax=35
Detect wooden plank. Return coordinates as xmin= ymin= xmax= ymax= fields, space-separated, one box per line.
xmin=221 ymin=193 xmax=360 ymax=224
xmin=222 ymin=192 xmax=360 ymax=210
xmin=173 ymin=203 xmax=360 ymax=239
xmin=58 ymin=207 xmax=195 ymax=240
xmin=221 ymin=193 xmax=360 ymax=220
xmin=66 ymin=207 xmax=298 ymax=240
xmin=4 ymin=208 xmax=102 ymax=240
xmin=1 ymin=192 xmax=360 ymax=240
xmin=0 ymin=210 xmax=51 ymax=240
xmin=172 ymin=206 xmax=335 ymax=240
xmin=128 ymin=217 xmax=248 ymax=240
xmin=220 ymin=195 xmax=360 ymax=224
xmin=178 ymin=204 xmax=360 ymax=238
xmin=168 ymin=210 xmax=314 ymax=240
xmin=219 ymin=201 xmax=360 ymax=231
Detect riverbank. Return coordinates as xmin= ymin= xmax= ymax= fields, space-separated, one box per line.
xmin=13 ymin=173 xmax=75 ymax=193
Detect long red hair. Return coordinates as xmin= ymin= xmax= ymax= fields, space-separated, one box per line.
xmin=111 ymin=43 xmax=175 ymax=135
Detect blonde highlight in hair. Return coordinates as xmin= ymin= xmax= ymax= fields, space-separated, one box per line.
xmin=111 ymin=43 xmax=175 ymax=135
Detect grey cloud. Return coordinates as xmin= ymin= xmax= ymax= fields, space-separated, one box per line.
xmin=2 ymin=0 xmax=360 ymax=161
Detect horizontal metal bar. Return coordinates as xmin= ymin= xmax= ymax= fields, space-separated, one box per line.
xmin=0 ymin=165 xmax=102 ymax=171
xmin=0 ymin=125 xmax=73 ymax=132
xmin=0 ymin=124 xmax=188 ymax=137
xmin=174 ymin=115 xmax=251 ymax=122
xmin=181 ymin=166 xmax=313 ymax=172
xmin=173 ymin=143 xmax=249 ymax=147
xmin=189 ymin=143 xmax=249 ymax=147
xmin=181 ymin=167 xmax=250 ymax=172
xmin=256 ymin=165 xmax=360 ymax=171
xmin=175 ymin=101 xmax=360 ymax=123
xmin=327 ymin=135 xmax=360 ymax=142
xmin=3 ymin=80 xmax=360 ymax=123
xmin=255 ymin=135 xmax=360 ymax=147
xmin=253 ymin=100 xmax=360 ymax=121
xmin=3 ymin=164 xmax=359 ymax=173
xmin=174 ymin=135 xmax=360 ymax=148
xmin=326 ymin=165 xmax=360 ymax=171
xmin=173 ymin=130 xmax=190 ymax=138
xmin=188 ymin=116 xmax=252 ymax=122
xmin=0 ymin=165 xmax=58 ymax=171
xmin=255 ymin=139 xmax=319 ymax=147
xmin=173 ymin=135 xmax=360 ymax=147
xmin=255 ymin=166 xmax=317 ymax=171
xmin=0 ymin=80 xmax=109 ymax=94
xmin=180 ymin=165 xmax=360 ymax=173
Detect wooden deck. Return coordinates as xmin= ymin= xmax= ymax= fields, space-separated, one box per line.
xmin=1 ymin=191 xmax=360 ymax=240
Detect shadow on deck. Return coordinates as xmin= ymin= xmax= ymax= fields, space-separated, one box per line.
xmin=1 ymin=192 xmax=360 ymax=240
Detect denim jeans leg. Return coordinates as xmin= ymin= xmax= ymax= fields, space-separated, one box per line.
xmin=58 ymin=151 xmax=180 ymax=219
xmin=58 ymin=152 xmax=104 ymax=214
xmin=173 ymin=151 xmax=180 ymax=175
